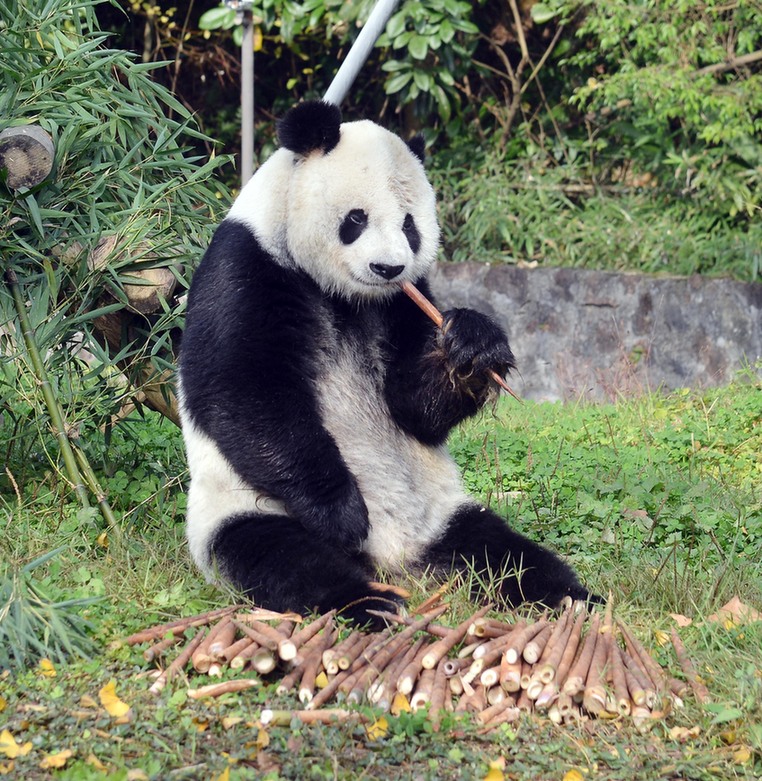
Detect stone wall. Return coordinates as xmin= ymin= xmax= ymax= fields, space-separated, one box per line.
xmin=429 ymin=263 xmax=762 ymax=402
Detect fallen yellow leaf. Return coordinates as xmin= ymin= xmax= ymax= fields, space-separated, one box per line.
xmin=0 ymin=730 xmax=32 ymax=759
xmin=40 ymin=749 xmax=73 ymax=769
xmin=98 ymin=680 xmax=132 ymax=719
xmin=563 ymin=770 xmax=586 ymax=781
xmin=38 ymin=658 xmax=56 ymax=677
xmin=221 ymin=716 xmax=244 ymax=730
xmin=0 ymin=761 xmax=15 ymax=776
xmin=256 ymin=728 xmax=270 ymax=750
xmin=86 ymin=753 xmax=108 ymax=771
xmin=391 ymin=692 xmax=411 ymax=715
xmin=80 ymin=694 xmax=98 ymax=709
xmin=669 ymin=726 xmax=701 ymax=742
xmin=126 ymin=770 xmax=148 ymax=780
xmin=365 ymin=716 xmax=388 ymax=741
xmin=0 ymin=696 xmax=6 ymax=714
xmin=654 ymin=629 xmax=670 ymax=647
xmin=484 ymin=758 xmax=506 ymax=781
xmin=315 ymin=671 xmax=329 ymax=689
xmin=733 ymin=746 xmax=752 ymax=764
xmin=213 ymin=768 xmax=230 ymax=781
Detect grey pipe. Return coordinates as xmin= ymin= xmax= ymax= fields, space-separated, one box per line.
xmin=323 ymin=0 xmax=401 ymax=106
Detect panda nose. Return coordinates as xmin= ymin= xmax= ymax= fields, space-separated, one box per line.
xmin=370 ymin=262 xmax=405 ymax=280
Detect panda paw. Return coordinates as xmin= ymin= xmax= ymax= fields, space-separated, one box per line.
xmin=439 ymin=309 xmax=515 ymax=390
xmin=337 ymin=585 xmax=406 ymax=631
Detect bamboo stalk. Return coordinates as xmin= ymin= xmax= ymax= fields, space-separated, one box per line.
xmin=289 ymin=611 xmax=335 ymax=653
xmin=505 ymin=618 xmax=549 ymax=664
xmin=532 ymin=609 xmax=571 ymax=672
xmin=609 ymin=637 xmax=631 ymax=716
xmin=422 ymin=604 xmax=492 ymax=669
xmin=277 ymin=628 xmax=329 ymax=695
xmin=411 ymin=667 xmax=436 ymax=711
xmin=399 ymin=280 xmax=521 ymax=402
xmin=188 ymin=679 xmax=259 ymax=699
xmin=367 ymin=609 xmax=450 ymax=638
xmin=670 ymin=628 xmax=709 ymax=703
xmin=219 ymin=636 xmax=255 ymax=664
xmin=582 ymin=621 xmax=610 ymax=716
xmin=192 ymin=618 xmax=232 ymax=673
xmin=499 ymin=654 xmax=522 ymax=693
xmin=354 ymin=611 xmax=444 ymax=703
xmin=143 ymin=631 xmax=185 ymax=663
xmin=299 ymin=628 xmax=337 ymax=705
xmin=149 ymin=627 xmax=207 ymax=695
xmin=468 ymin=617 xmax=516 ymax=640
xmin=618 ymin=622 xmax=668 ymax=693
xmin=562 ymin=613 xmax=600 ymax=696
xmin=307 ymin=635 xmax=379 ymax=710
xmin=542 ymin=610 xmax=586 ymax=685
xmin=473 ymin=620 xmax=526 ymax=661
xmin=397 ymin=640 xmax=434 ymax=696
xmin=260 ymin=708 xmax=354 ymax=726
xmin=5 ymin=268 xmax=90 ymax=508
xmin=234 ymin=619 xmax=297 ymax=661
xmin=369 ymin=637 xmax=425 ymax=708
xmin=209 ymin=618 xmax=238 ymax=660
xmin=125 ymin=606 xmax=241 ymax=646
xmin=428 ymin=660 xmax=450 ymax=729
xmin=522 ymin=622 xmax=555 ymax=664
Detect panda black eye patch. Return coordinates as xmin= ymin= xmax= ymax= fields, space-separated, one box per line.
xmin=339 ymin=209 xmax=368 ymax=245
xmin=402 ymin=213 xmax=421 ymax=254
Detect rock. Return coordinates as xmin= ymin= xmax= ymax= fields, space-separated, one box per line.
xmin=430 ymin=263 xmax=762 ymax=401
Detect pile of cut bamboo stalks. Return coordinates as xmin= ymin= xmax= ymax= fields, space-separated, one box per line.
xmin=125 ymin=599 xmax=701 ymax=730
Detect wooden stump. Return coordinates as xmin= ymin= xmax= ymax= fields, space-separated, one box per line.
xmin=0 ymin=125 xmax=55 ymax=189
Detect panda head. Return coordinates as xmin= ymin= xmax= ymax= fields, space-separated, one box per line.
xmin=228 ymin=101 xmax=440 ymax=300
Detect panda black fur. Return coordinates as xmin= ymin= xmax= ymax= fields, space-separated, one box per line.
xmin=179 ymin=100 xmax=593 ymax=625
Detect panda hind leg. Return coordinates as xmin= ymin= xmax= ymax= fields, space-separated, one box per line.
xmin=424 ymin=504 xmax=597 ymax=609
xmin=209 ymin=513 xmax=404 ymax=628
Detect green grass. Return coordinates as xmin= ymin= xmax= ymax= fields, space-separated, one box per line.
xmin=0 ymin=378 xmax=760 ymax=779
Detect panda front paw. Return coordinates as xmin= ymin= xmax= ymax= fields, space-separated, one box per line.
xmin=336 ymin=585 xmax=406 ymax=630
xmin=439 ymin=309 xmax=515 ymax=393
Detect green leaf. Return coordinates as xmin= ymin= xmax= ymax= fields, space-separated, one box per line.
xmin=386 ymin=10 xmax=408 ymax=40
xmin=198 ymin=6 xmax=237 ymax=31
xmin=385 ymin=71 xmax=413 ymax=94
xmin=413 ymin=70 xmax=432 ymax=92
xmin=409 ymin=35 xmax=429 ymax=60
xmin=531 ymin=3 xmax=558 ymax=24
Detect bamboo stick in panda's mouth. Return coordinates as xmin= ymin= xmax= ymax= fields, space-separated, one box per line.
xmin=398 ymin=279 xmax=522 ymax=403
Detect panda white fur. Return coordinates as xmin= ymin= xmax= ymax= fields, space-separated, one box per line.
xmin=178 ymin=100 xmax=593 ymax=625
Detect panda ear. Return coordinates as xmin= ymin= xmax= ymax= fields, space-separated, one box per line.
xmin=277 ymin=100 xmax=342 ymax=155
xmin=407 ymin=134 xmax=426 ymax=164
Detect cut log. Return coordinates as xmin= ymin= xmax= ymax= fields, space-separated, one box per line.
xmin=0 ymin=125 xmax=55 ymax=189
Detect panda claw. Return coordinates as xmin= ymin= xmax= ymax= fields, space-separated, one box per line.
xmin=336 ymin=589 xmax=406 ymax=631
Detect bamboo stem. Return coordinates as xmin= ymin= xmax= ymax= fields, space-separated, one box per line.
xmin=5 ymin=268 xmax=90 ymax=507
xmin=399 ymin=280 xmax=521 ymax=402
xmin=149 ymin=627 xmax=207 ymax=695
xmin=125 ymin=605 xmax=241 ymax=646
xmin=422 ymin=604 xmax=491 ymax=669
xmin=188 ymin=679 xmax=259 ymax=699
xmin=670 ymin=628 xmax=709 ymax=703
xmin=563 ymin=613 xmax=600 ymax=697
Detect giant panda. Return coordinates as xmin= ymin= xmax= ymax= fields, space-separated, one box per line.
xmin=178 ymin=100 xmax=594 ymax=625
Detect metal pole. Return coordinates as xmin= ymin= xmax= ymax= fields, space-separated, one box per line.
xmin=240 ymin=7 xmax=255 ymax=185
xmin=323 ymin=0 xmax=401 ymax=106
